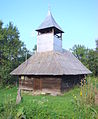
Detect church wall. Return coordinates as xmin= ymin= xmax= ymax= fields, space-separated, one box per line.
xmin=37 ymin=33 xmax=54 ymax=52
xmin=40 ymin=77 xmax=61 ymax=93
xmin=19 ymin=76 xmax=61 ymax=94
xmin=37 ymin=33 xmax=62 ymax=52
xmin=19 ymin=75 xmax=85 ymax=94
xmin=53 ymin=36 xmax=62 ymax=52
xmin=19 ymin=76 xmax=33 ymax=90
xmin=61 ymin=75 xmax=85 ymax=92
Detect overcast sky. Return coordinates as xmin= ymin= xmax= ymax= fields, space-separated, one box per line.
xmin=0 ymin=0 xmax=97 ymax=51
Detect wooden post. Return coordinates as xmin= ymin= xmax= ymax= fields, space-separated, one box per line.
xmin=61 ymin=33 xmax=62 ymax=40
xmin=38 ymin=32 xmax=40 ymax=35
xmin=16 ymin=88 xmax=21 ymax=104
xmin=52 ymin=28 xmax=54 ymax=35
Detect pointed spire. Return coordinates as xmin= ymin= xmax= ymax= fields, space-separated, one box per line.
xmin=36 ymin=10 xmax=64 ymax=33
xmin=48 ymin=10 xmax=51 ymax=16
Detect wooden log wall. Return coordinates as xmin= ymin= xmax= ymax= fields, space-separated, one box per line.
xmin=41 ymin=78 xmax=61 ymax=90
xmin=19 ymin=76 xmax=62 ymax=92
xmin=19 ymin=76 xmax=33 ymax=90
xmin=33 ymin=77 xmax=61 ymax=92
xmin=19 ymin=75 xmax=84 ymax=92
xmin=61 ymin=75 xmax=84 ymax=91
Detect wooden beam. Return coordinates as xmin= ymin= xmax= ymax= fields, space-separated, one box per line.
xmin=52 ymin=28 xmax=54 ymax=35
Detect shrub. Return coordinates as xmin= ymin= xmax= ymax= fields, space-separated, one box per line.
xmin=0 ymin=94 xmax=17 ymax=119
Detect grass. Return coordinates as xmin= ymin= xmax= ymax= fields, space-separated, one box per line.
xmin=0 ymin=77 xmax=98 ymax=119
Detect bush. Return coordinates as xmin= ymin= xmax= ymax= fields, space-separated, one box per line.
xmin=0 ymin=94 xmax=17 ymax=119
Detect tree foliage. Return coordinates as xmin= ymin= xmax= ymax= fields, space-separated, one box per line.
xmin=70 ymin=45 xmax=89 ymax=67
xmin=0 ymin=21 xmax=30 ymax=85
xmin=71 ymin=43 xmax=98 ymax=76
xmin=33 ymin=44 xmax=37 ymax=53
xmin=96 ymin=39 xmax=98 ymax=51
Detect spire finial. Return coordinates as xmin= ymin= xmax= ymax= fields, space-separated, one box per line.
xmin=48 ymin=4 xmax=51 ymax=15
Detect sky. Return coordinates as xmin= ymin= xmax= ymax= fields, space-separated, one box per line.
xmin=0 ymin=0 xmax=98 ymax=51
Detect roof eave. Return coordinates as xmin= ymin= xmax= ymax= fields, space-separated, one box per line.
xmin=36 ymin=26 xmax=64 ymax=33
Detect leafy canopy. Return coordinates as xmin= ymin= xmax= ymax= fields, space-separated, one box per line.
xmin=71 ymin=43 xmax=98 ymax=76
xmin=0 ymin=20 xmax=30 ymax=85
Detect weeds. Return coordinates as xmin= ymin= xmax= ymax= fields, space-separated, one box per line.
xmin=73 ymin=76 xmax=98 ymax=119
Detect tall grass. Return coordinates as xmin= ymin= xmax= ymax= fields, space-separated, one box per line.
xmin=73 ymin=76 xmax=98 ymax=119
xmin=0 ymin=77 xmax=98 ymax=119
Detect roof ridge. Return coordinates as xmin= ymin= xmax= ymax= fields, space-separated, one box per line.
xmin=49 ymin=12 xmax=54 ymax=27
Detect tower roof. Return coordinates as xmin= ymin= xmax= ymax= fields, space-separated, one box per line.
xmin=36 ymin=11 xmax=64 ymax=33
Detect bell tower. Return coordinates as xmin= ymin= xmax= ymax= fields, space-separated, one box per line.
xmin=36 ymin=11 xmax=64 ymax=52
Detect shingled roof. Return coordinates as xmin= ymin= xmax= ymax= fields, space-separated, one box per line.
xmin=36 ymin=11 xmax=64 ymax=33
xmin=10 ymin=50 xmax=91 ymax=76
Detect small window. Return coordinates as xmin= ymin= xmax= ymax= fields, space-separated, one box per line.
xmin=21 ymin=76 xmax=25 ymax=80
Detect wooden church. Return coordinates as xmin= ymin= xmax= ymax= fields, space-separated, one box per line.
xmin=11 ymin=11 xmax=91 ymax=95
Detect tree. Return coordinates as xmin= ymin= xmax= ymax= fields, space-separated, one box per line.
xmin=88 ymin=49 xmax=98 ymax=76
xmin=70 ymin=45 xmax=89 ymax=67
xmin=0 ymin=21 xmax=29 ymax=85
xmin=71 ymin=43 xmax=98 ymax=76
xmin=33 ymin=44 xmax=37 ymax=53
xmin=96 ymin=39 xmax=98 ymax=51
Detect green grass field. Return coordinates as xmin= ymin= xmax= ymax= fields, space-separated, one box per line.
xmin=0 ymin=77 xmax=98 ymax=119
